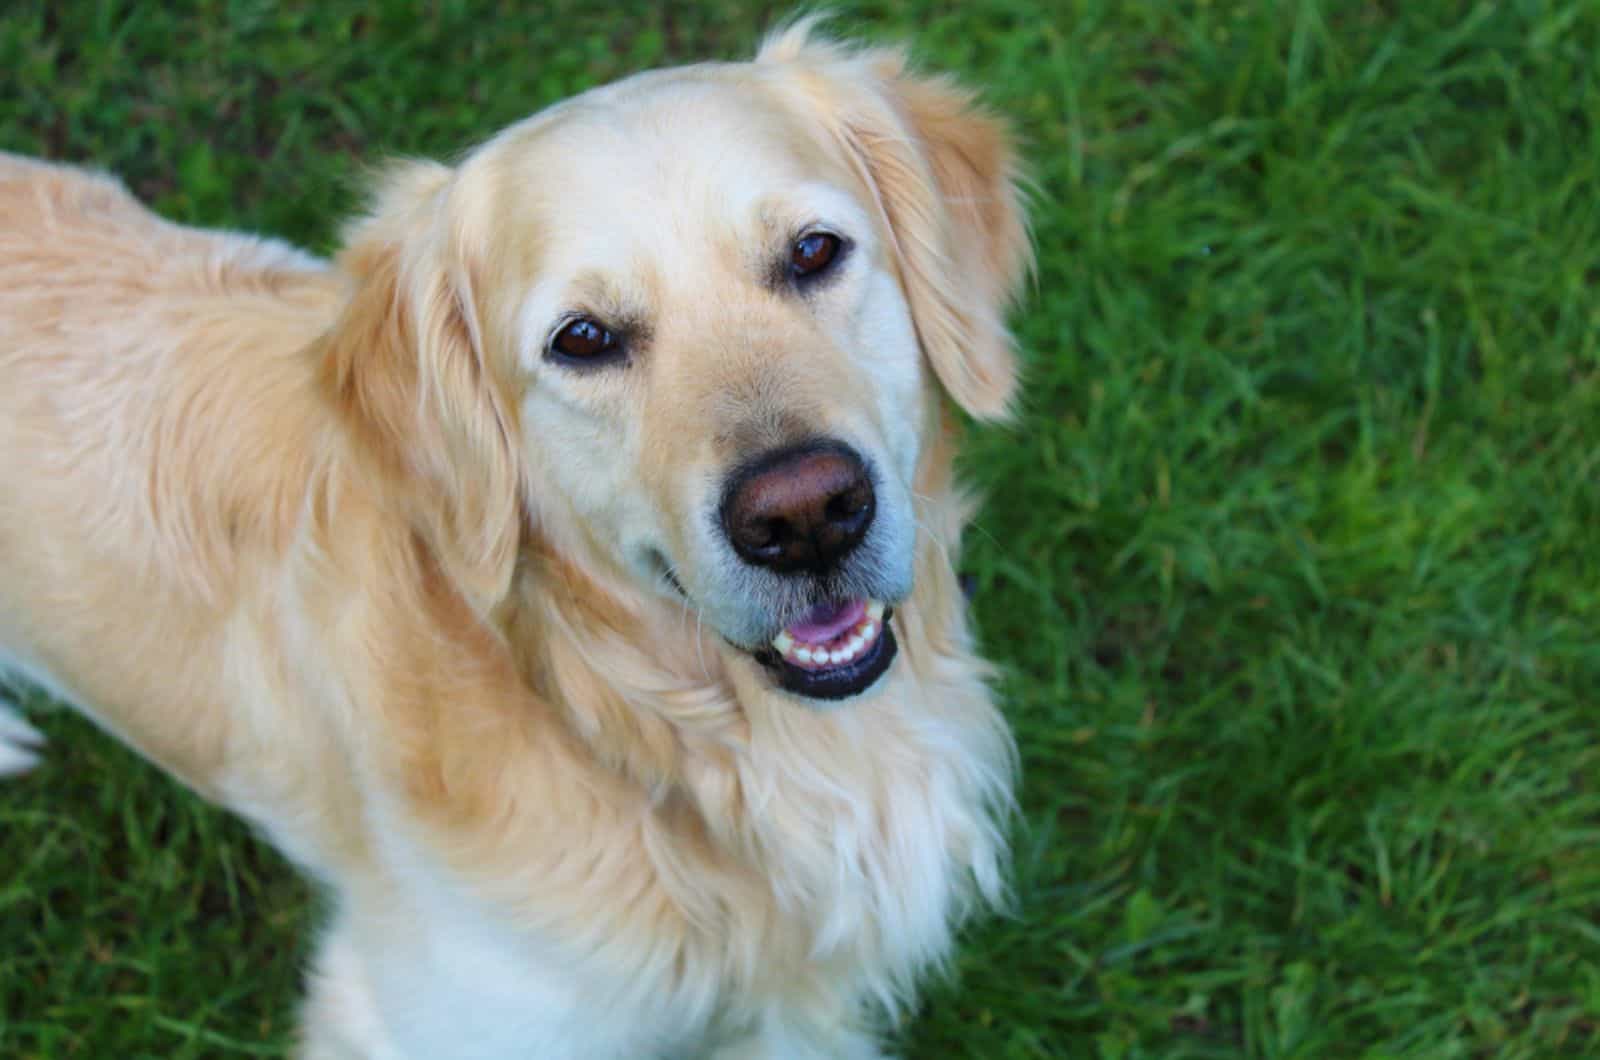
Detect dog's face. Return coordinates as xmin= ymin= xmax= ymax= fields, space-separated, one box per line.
xmin=489 ymin=73 xmax=936 ymax=702
xmin=326 ymin=26 xmax=1029 ymax=704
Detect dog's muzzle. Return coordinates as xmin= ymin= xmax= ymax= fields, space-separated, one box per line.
xmin=720 ymin=440 xmax=898 ymax=701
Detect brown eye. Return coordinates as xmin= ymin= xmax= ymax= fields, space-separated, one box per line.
xmin=791 ymin=232 xmax=842 ymax=279
xmin=551 ymin=317 xmax=616 ymax=360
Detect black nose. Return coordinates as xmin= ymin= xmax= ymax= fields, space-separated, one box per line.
xmin=722 ymin=442 xmax=876 ymax=575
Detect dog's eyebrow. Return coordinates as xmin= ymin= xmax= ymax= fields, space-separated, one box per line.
xmin=565 ymin=269 xmax=654 ymax=340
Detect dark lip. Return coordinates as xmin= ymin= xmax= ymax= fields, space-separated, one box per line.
xmin=751 ymin=608 xmax=898 ymax=702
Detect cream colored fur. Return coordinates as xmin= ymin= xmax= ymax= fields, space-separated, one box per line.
xmin=0 ymin=22 xmax=1030 ymax=1059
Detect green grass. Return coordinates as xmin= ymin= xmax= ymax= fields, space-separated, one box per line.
xmin=4 ymin=1 xmax=1599 ymax=1056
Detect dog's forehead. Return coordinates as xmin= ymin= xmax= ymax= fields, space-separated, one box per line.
xmin=491 ymin=69 xmax=853 ymax=253
xmin=554 ymin=67 xmax=827 ymax=170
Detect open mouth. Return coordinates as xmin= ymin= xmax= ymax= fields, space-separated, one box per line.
xmin=755 ymin=598 xmax=898 ymax=701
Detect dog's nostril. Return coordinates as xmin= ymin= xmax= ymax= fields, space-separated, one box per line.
xmin=826 ymin=486 xmax=870 ymax=523
xmin=753 ymin=517 xmax=789 ymax=550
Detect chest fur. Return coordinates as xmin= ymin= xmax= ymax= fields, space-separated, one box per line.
xmin=350 ymin=555 xmax=1015 ymax=1047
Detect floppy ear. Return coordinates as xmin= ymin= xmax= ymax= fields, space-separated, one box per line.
xmin=760 ymin=23 xmax=1032 ymax=420
xmin=321 ymin=161 xmax=523 ymax=611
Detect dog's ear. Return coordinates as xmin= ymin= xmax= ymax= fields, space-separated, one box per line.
xmin=322 ymin=160 xmax=522 ymax=611
xmin=760 ymin=22 xmax=1032 ymax=420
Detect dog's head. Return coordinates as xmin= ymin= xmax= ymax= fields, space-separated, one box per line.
xmin=324 ymin=23 xmax=1030 ymax=704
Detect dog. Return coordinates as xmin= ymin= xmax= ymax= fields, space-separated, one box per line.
xmin=0 ymin=19 xmax=1029 ymax=1059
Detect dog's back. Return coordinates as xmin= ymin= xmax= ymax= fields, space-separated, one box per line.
xmin=0 ymin=156 xmax=342 ymax=788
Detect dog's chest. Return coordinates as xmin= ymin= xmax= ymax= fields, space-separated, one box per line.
xmin=366 ymin=711 xmax=1002 ymax=1058
xmin=356 ymin=835 xmax=714 ymax=1059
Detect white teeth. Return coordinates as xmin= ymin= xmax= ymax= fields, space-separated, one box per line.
xmin=772 ymin=600 xmax=891 ymax=670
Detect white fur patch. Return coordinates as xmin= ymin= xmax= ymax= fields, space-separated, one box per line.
xmin=0 ymin=701 xmax=43 ymax=776
xmin=0 ymin=646 xmax=66 ymax=776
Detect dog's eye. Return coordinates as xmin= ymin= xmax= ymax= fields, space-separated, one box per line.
xmin=791 ymin=232 xmax=842 ymax=279
xmin=550 ymin=317 xmax=617 ymax=361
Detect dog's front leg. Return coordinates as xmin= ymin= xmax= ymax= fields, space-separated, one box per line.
xmin=298 ymin=921 xmax=406 ymax=1060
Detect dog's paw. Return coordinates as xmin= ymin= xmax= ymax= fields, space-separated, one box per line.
xmin=0 ymin=702 xmax=44 ymax=776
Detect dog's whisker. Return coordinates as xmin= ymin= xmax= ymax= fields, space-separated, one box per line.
xmin=912 ymin=515 xmax=954 ymax=571
xmin=660 ymin=556 xmax=716 ymax=682
xmin=693 ymin=607 xmax=713 ymax=682
xmin=910 ymin=486 xmax=1014 ymax=567
xmin=963 ymin=517 xmax=1010 ymax=561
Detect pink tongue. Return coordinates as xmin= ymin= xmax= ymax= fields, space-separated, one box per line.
xmin=785 ymin=598 xmax=866 ymax=644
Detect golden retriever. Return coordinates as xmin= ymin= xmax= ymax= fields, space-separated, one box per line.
xmin=0 ymin=19 xmax=1029 ymax=1059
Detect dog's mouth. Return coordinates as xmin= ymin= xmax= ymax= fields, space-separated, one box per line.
xmin=647 ymin=553 xmax=900 ymax=701
xmin=752 ymin=597 xmax=898 ymax=701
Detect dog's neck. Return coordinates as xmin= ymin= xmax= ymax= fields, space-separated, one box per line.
xmin=497 ymin=535 xmax=746 ymax=796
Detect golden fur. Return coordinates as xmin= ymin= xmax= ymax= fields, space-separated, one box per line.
xmin=0 ymin=22 xmax=1030 ymax=1059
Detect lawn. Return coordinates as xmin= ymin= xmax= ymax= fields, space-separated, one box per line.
xmin=3 ymin=1 xmax=1599 ymax=1057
